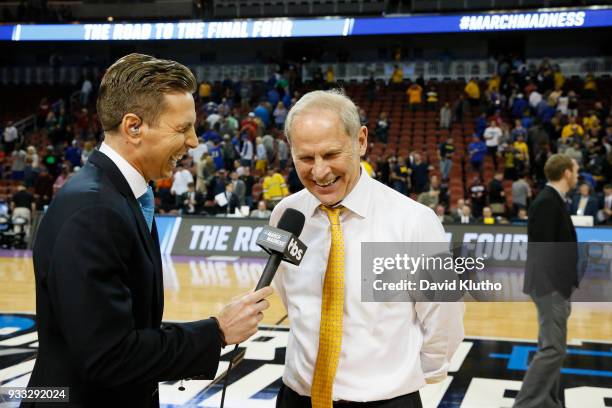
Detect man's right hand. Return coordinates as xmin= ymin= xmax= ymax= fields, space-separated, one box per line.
xmin=215 ymin=286 xmax=273 ymax=345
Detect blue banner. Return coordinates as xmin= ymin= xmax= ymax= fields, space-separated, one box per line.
xmin=3 ymin=8 xmax=607 ymax=41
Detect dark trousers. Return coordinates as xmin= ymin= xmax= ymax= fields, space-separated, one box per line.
xmin=513 ymin=291 xmax=571 ymax=408
xmin=276 ymin=383 xmax=422 ymax=408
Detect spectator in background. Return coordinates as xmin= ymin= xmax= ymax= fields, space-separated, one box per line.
xmin=511 ymin=119 xmax=528 ymax=141
xmin=375 ymin=112 xmax=390 ymax=144
xmin=209 ymin=139 xmax=224 ymax=171
xmin=571 ymin=183 xmax=598 ymax=218
xmin=11 ymin=145 xmax=27 ymax=180
xmin=180 ymin=182 xmax=203 ymax=215
xmin=254 ymin=101 xmax=270 ymax=128
xmin=567 ymin=90 xmax=579 ymax=117
xmin=453 ymin=94 xmax=468 ymax=123
xmin=250 ymin=200 xmax=272 ymax=218
xmin=561 ymin=116 xmax=584 ymax=141
xmin=26 ymin=146 xmax=40 ymax=169
xmin=600 ymin=184 xmax=612 ymax=224
xmin=480 ymin=206 xmax=496 ymax=225
xmin=458 ymin=205 xmax=475 ymax=224
xmin=511 ymin=93 xmax=528 ymax=119
xmin=262 ymin=168 xmax=288 ymax=209
xmin=273 ymin=101 xmax=288 ymax=129
xmin=325 ymin=66 xmax=335 ymax=87
xmin=80 ymin=76 xmax=93 ymax=106
xmin=3 ymin=120 xmax=18 ymax=153
xmin=511 ymin=207 xmax=529 ymax=225
xmin=171 ymin=163 xmax=194 ymax=206
xmin=512 ymin=173 xmax=531 ymax=215
xmin=439 ymin=102 xmax=451 ymax=129
xmin=410 ymin=153 xmax=428 ymax=194
xmin=464 ymin=78 xmax=480 ymax=106
xmin=483 ymin=120 xmax=502 ymax=169
xmin=390 ymin=64 xmax=403 ymax=88
xmin=278 ymin=137 xmax=289 ymax=171
xmin=488 ymin=172 xmax=506 ymax=215
xmin=435 ymin=204 xmax=454 ymax=224
xmin=10 ymin=182 xmax=35 ymax=238
xmin=240 ymin=166 xmax=255 ymax=209
xmin=513 ymin=134 xmax=529 ymax=175
xmin=583 ymin=73 xmax=597 ymax=99
xmin=406 ymin=82 xmax=423 ymax=110
xmin=426 ymin=86 xmax=438 ymax=110
xmin=468 ymin=134 xmax=487 ymax=175
xmin=528 ymin=86 xmax=542 ymax=111
xmin=219 ymin=181 xmax=240 ymax=215
xmin=81 ymin=141 xmax=94 ymax=164
xmin=255 ymin=137 xmax=267 ymax=174
xmin=564 ymin=141 xmax=584 ymax=167
xmin=469 ymin=176 xmax=486 ymax=217
xmin=33 ymin=166 xmax=54 ymax=208
xmin=196 ymin=152 xmax=215 ymax=195
xmin=52 ymin=165 xmax=71 ymax=195
xmin=198 ymin=80 xmax=212 ymax=104
xmin=417 ymin=185 xmax=439 ymax=209
xmin=439 ymin=136 xmax=454 ymax=181
xmin=230 ymin=171 xmax=246 ymax=207
xmin=240 ymin=133 xmax=254 ymax=167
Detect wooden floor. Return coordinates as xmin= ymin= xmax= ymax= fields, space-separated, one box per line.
xmin=2 ymin=253 xmax=611 ymax=341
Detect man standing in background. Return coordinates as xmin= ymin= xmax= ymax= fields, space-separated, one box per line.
xmin=514 ymin=154 xmax=579 ymax=408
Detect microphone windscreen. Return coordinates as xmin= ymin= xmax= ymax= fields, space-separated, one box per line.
xmin=277 ymin=208 xmax=306 ymax=237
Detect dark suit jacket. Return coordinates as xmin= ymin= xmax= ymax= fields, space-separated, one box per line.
xmin=524 ymin=185 xmax=578 ymax=298
xmin=26 ymin=150 xmax=221 ymax=407
xmin=570 ymin=194 xmax=599 ymax=218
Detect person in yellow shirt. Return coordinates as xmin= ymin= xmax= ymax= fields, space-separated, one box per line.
xmin=198 ymin=81 xmax=211 ymax=103
xmin=464 ymin=78 xmax=480 ymax=106
xmin=513 ymin=134 xmax=529 ymax=174
xmin=553 ymin=65 xmax=565 ymax=90
xmin=391 ymin=64 xmax=403 ymax=88
xmin=325 ymin=66 xmax=335 ymax=86
xmin=561 ymin=116 xmax=585 ymax=140
xmin=262 ymin=168 xmax=289 ymax=209
xmin=584 ymin=73 xmax=597 ymax=96
xmin=582 ymin=111 xmax=600 ymax=133
xmin=487 ymin=74 xmax=500 ymax=92
xmin=406 ymin=83 xmax=423 ymax=110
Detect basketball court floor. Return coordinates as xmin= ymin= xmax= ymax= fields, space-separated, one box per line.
xmin=1 ymin=250 xmax=611 ymax=407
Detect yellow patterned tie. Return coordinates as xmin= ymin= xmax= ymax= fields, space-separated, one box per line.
xmin=311 ymin=205 xmax=345 ymax=408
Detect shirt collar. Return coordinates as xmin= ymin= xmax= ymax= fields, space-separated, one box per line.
xmin=546 ymin=182 xmax=566 ymax=201
xmin=99 ymin=142 xmax=148 ymax=199
xmin=304 ymin=165 xmax=371 ymax=219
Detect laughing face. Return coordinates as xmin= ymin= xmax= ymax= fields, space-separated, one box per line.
xmin=290 ymin=109 xmax=367 ymax=206
xmin=136 ymin=91 xmax=198 ymax=181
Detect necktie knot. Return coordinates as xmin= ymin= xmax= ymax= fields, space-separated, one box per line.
xmin=320 ymin=205 xmax=343 ymax=224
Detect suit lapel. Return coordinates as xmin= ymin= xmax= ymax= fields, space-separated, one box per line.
xmin=88 ymin=150 xmax=158 ymax=266
xmin=151 ymin=219 xmax=164 ymax=323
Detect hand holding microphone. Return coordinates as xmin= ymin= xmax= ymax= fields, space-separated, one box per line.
xmin=214 ymin=208 xmax=307 ymax=345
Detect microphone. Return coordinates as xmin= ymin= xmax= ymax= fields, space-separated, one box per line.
xmin=255 ymin=208 xmax=307 ymax=290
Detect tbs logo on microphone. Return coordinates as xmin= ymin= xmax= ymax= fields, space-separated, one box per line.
xmin=287 ymin=237 xmax=304 ymax=261
xmin=256 ymin=225 xmax=307 ymax=265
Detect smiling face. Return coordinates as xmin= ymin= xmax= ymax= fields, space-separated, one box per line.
xmin=136 ymin=91 xmax=198 ymax=181
xmin=290 ymin=109 xmax=367 ymax=206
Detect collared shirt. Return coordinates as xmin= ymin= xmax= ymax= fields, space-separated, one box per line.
xmin=99 ymin=142 xmax=148 ymax=199
xmin=270 ymin=170 xmax=464 ymax=402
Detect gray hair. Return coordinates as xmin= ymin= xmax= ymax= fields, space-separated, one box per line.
xmin=284 ymin=89 xmax=361 ymax=144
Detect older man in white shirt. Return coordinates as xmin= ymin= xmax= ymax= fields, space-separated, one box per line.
xmin=271 ymin=90 xmax=464 ymax=408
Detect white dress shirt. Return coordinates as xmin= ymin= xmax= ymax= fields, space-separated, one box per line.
xmin=98 ymin=142 xmax=148 ymax=199
xmin=270 ymin=170 xmax=464 ymax=402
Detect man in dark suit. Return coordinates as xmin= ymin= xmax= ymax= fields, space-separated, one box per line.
xmin=514 ymin=154 xmax=579 ymax=408
xmin=570 ymin=182 xmax=599 ymax=219
xmin=27 ymin=53 xmax=273 ymax=407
